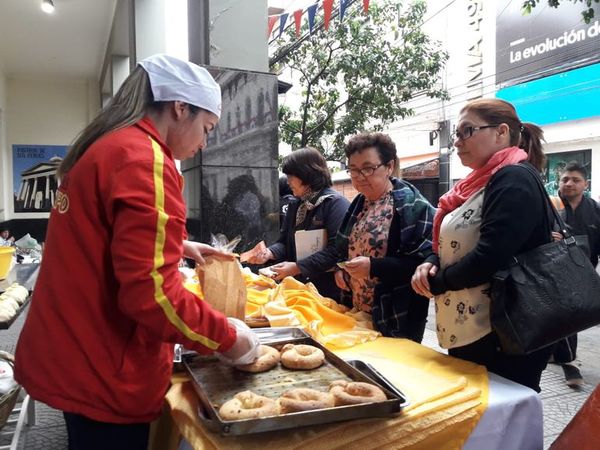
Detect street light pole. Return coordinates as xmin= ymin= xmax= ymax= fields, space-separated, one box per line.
xmin=438 ymin=120 xmax=451 ymax=197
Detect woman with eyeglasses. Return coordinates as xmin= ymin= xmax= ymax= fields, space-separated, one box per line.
xmin=334 ymin=133 xmax=435 ymax=342
xmin=411 ymin=98 xmax=553 ymax=392
xmin=247 ymin=147 xmax=349 ymax=300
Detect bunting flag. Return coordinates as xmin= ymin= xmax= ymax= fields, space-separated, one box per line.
xmin=294 ymin=9 xmax=303 ymax=37
xmin=340 ymin=0 xmax=351 ymax=21
xmin=268 ymin=0 xmax=367 ymax=41
xmin=307 ymin=3 xmax=318 ymax=34
xmin=278 ymin=12 xmax=289 ymax=37
xmin=267 ymin=15 xmax=278 ymax=37
xmin=323 ymin=0 xmax=334 ymax=30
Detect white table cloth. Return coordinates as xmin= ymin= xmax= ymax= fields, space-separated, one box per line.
xmin=465 ymin=372 xmax=543 ymax=450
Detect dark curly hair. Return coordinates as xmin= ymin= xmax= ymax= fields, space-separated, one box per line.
xmin=281 ymin=147 xmax=332 ymax=191
xmin=345 ymin=132 xmax=398 ymax=173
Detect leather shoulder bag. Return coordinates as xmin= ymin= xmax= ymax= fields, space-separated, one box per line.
xmin=490 ymin=163 xmax=600 ymax=355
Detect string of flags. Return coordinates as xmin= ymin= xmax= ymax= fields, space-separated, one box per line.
xmin=268 ymin=0 xmax=370 ymax=39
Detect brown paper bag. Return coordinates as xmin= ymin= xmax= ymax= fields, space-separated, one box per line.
xmin=196 ymin=256 xmax=246 ymax=320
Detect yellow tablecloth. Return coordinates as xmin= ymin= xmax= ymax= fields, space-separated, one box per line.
xmin=245 ymin=275 xmax=381 ymax=348
xmin=161 ymin=337 xmax=488 ymax=450
xmin=169 ymin=271 xmax=488 ymax=448
xmin=187 ymin=271 xmax=381 ymax=348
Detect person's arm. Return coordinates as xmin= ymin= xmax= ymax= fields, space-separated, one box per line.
xmin=591 ymin=199 xmax=600 ymax=260
xmin=397 ymin=184 xmax=437 ymax=258
xmin=183 ymin=240 xmax=235 ymax=265
xmin=108 ymin=156 xmax=236 ymax=355
xmin=423 ymin=253 xmax=440 ymax=266
xmin=371 ymin=184 xmax=436 ymax=283
xmin=296 ymin=195 xmax=350 ymax=277
xmin=429 ymin=165 xmax=544 ymax=295
xmin=370 ymin=255 xmax=423 ymax=285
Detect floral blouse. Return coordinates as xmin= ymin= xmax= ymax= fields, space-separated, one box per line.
xmin=348 ymin=191 xmax=394 ymax=312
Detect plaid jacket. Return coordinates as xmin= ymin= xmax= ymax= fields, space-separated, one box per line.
xmin=335 ymin=177 xmax=435 ymax=340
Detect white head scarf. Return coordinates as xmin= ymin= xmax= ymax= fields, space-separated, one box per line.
xmin=138 ymin=54 xmax=222 ymax=118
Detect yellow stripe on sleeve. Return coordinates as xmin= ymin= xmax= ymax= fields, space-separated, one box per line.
xmin=149 ymin=137 xmax=220 ymax=350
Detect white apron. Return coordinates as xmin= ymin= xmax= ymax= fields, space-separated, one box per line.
xmin=435 ymin=188 xmax=492 ymax=349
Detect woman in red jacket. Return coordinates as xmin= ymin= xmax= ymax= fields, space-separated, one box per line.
xmin=14 ymin=54 xmax=259 ymax=450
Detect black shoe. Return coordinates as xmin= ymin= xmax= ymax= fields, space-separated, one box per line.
xmin=562 ymin=364 xmax=584 ymax=388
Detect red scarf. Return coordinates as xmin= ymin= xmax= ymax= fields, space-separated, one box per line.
xmin=432 ymin=146 xmax=528 ymax=253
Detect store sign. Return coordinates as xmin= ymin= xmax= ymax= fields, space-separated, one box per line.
xmin=12 ymin=144 xmax=67 ymax=213
xmin=466 ymin=0 xmax=484 ymax=100
xmin=496 ymin=1 xmax=600 ymax=86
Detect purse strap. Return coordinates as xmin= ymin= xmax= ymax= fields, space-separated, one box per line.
xmin=516 ymin=163 xmax=574 ymax=241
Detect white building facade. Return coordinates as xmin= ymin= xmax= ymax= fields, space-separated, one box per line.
xmin=388 ymin=0 xmax=600 ymax=198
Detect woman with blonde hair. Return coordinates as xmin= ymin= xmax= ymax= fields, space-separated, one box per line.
xmin=412 ymin=98 xmax=553 ymax=391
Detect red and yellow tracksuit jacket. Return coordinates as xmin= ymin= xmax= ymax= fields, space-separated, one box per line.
xmin=14 ymin=117 xmax=236 ymax=423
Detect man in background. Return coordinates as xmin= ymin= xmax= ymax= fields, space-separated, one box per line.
xmin=551 ymin=161 xmax=600 ymax=387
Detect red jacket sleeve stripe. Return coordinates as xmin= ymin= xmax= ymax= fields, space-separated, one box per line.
xmin=149 ymin=137 xmax=220 ymax=350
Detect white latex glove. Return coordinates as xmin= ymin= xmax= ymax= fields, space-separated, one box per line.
xmin=216 ymin=318 xmax=260 ymax=366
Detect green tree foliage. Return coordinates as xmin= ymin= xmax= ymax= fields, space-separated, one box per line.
xmin=272 ymin=0 xmax=448 ymax=160
xmin=521 ymin=0 xmax=599 ymax=23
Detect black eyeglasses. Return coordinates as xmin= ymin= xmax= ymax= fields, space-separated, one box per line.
xmin=346 ymin=163 xmax=385 ymax=178
xmin=450 ymin=125 xmax=499 ymax=142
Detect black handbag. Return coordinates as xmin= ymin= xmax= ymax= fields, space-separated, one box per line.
xmin=490 ymin=163 xmax=600 ymax=355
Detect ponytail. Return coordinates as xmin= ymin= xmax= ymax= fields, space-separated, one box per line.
xmin=519 ymin=122 xmax=545 ymax=172
xmin=58 ymin=66 xmax=155 ymax=179
xmin=460 ymin=99 xmax=547 ymax=173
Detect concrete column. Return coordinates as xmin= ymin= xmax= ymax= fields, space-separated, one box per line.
xmin=134 ymin=0 xmax=167 ymax=61
xmin=21 ymin=178 xmax=31 ymax=203
xmin=187 ymin=0 xmax=210 ymax=65
xmin=207 ymin=0 xmax=268 ymax=72
xmin=29 ymin=178 xmax=38 ymax=209
xmin=112 ymin=55 xmax=130 ymax=94
xmin=17 ymin=180 xmax=25 ymax=201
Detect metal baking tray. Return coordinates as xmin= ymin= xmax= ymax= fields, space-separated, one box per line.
xmin=345 ymin=359 xmax=407 ymax=401
xmin=184 ymin=327 xmax=408 ymax=436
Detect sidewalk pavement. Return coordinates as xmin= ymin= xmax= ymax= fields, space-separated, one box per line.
xmin=1 ymin=304 xmax=598 ymax=449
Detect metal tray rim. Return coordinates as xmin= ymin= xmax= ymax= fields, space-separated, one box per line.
xmin=184 ymin=328 xmax=407 ymax=436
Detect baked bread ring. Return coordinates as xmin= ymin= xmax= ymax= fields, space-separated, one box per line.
xmin=218 ymin=390 xmax=279 ymax=420
xmin=278 ymin=387 xmax=334 ymax=413
xmin=0 ymin=296 xmax=19 ymax=314
xmin=329 ymin=380 xmax=387 ymax=405
xmin=280 ymin=344 xmax=325 ymax=370
xmin=4 ymin=284 xmax=28 ymax=304
xmin=236 ymin=345 xmax=280 ymax=373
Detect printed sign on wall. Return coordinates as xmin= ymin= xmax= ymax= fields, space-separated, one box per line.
xmin=13 ymin=144 xmax=68 ymax=213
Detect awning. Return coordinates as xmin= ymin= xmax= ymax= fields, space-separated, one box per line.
xmin=401 ymin=157 xmax=439 ymax=179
